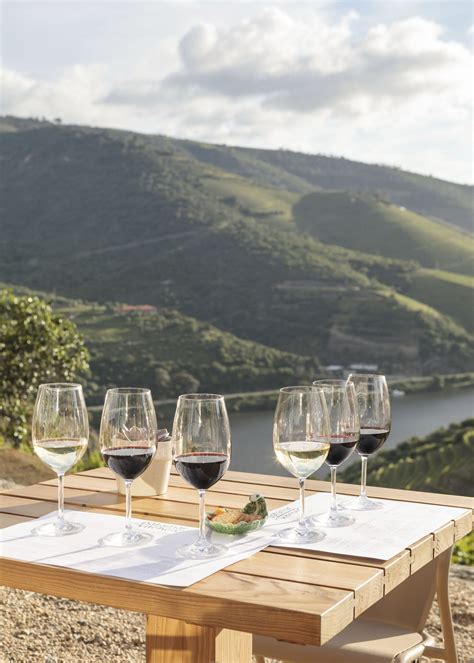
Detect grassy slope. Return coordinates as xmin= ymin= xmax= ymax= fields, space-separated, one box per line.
xmin=178 ymin=139 xmax=473 ymax=233
xmin=293 ymin=191 xmax=474 ymax=276
xmin=2 ymin=115 xmax=472 ymax=232
xmin=339 ymin=419 xmax=474 ymax=565
xmin=0 ymin=122 xmax=472 ymax=372
xmin=340 ymin=419 xmax=474 ymax=497
xmin=405 ymin=269 xmax=474 ymax=333
xmin=0 ymin=283 xmax=321 ymax=405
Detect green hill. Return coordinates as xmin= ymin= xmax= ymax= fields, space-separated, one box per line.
xmin=293 ymin=191 xmax=473 ymax=275
xmin=1 ymin=119 xmax=473 ymax=373
xmin=405 ymin=269 xmax=474 ymax=334
xmin=340 ymin=419 xmax=474 ymax=497
xmin=178 ymin=140 xmax=473 ymax=233
xmin=0 ymin=283 xmax=321 ymax=406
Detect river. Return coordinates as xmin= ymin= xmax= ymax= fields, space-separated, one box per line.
xmin=226 ymin=388 xmax=474 ymax=478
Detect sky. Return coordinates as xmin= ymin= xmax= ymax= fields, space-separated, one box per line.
xmin=1 ymin=1 xmax=473 ymax=183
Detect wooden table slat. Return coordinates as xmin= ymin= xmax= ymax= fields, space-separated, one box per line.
xmin=1 ymin=468 xmax=472 ymax=649
xmin=78 ymin=466 xmax=474 ymax=510
xmin=0 ymin=557 xmax=353 ymax=646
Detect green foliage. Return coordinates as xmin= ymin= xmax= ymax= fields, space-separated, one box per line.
xmin=0 ymin=290 xmax=89 ymax=447
xmin=406 ymin=269 xmax=474 ymax=333
xmin=180 ymin=139 xmax=472 ymax=232
xmin=0 ymin=121 xmax=472 ymax=374
xmin=340 ymin=419 xmax=474 ymax=497
xmin=452 ymin=532 xmax=474 ymax=566
xmin=72 ymin=302 xmax=323 ymax=404
xmin=74 ymin=448 xmax=104 ymax=472
xmin=293 ymin=191 xmax=474 ymax=276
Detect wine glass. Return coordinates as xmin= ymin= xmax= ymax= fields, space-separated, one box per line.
xmin=172 ymin=394 xmax=231 ymax=559
xmin=346 ymin=374 xmax=391 ymax=511
xmin=32 ymin=383 xmax=89 ymax=536
xmin=99 ymin=388 xmax=157 ymax=546
xmin=311 ymin=380 xmax=359 ymax=527
xmin=273 ymin=386 xmax=330 ymax=543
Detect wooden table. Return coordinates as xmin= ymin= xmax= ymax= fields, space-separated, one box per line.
xmin=1 ymin=468 xmax=472 ymax=663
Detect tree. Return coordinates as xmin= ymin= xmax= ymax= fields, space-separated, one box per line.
xmin=0 ymin=291 xmax=90 ymax=447
xmin=154 ymin=366 xmax=171 ymax=394
xmin=172 ymin=371 xmax=200 ymax=396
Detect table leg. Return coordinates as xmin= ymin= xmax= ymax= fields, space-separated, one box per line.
xmin=433 ymin=548 xmax=458 ymax=663
xmin=146 ymin=614 xmax=253 ymax=663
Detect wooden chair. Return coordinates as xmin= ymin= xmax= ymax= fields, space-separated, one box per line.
xmin=254 ymin=547 xmax=457 ymax=663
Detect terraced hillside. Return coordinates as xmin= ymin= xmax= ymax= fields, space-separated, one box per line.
xmin=293 ymin=191 xmax=473 ymax=275
xmin=0 ymin=283 xmax=320 ymax=406
xmin=1 ymin=117 xmax=473 ymax=373
xmin=340 ymin=419 xmax=474 ymax=497
xmin=178 ymin=139 xmax=473 ymax=233
xmin=406 ymin=270 xmax=474 ymax=334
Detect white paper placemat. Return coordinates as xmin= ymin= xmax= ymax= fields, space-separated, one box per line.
xmin=264 ymin=493 xmax=469 ymax=560
xmin=0 ymin=510 xmax=274 ymax=587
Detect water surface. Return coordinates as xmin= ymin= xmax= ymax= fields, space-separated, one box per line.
xmin=227 ymin=388 xmax=474 ymax=478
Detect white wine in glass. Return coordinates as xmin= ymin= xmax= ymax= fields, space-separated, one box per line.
xmin=273 ymin=386 xmax=330 ymax=543
xmin=32 ymin=383 xmax=89 ymax=536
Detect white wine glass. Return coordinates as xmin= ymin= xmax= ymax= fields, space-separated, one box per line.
xmin=32 ymin=383 xmax=89 ymax=536
xmin=99 ymin=388 xmax=157 ymax=546
xmin=273 ymin=386 xmax=330 ymax=543
xmin=346 ymin=374 xmax=391 ymax=511
xmin=172 ymin=394 xmax=231 ymax=559
xmin=311 ymin=380 xmax=359 ymax=527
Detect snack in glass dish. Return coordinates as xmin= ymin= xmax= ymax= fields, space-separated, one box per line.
xmin=206 ymin=494 xmax=267 ymax=535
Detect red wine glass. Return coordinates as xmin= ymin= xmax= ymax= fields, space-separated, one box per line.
xmin=346 ymin=374 xmax=391 ymax=511
xmin=99 ymin=388 xmax=157 ymax=546
xmin=311 ymin=380 xmax=359 ymax=527
xmin=172 ymin=394 xmax=231 ymax=559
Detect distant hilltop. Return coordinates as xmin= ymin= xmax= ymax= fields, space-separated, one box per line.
xmin=1 ymin=116 xmax=473 ymax=375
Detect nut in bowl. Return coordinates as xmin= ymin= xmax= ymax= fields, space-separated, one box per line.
xmin=206 ymin=493 xmax=268 ymax=535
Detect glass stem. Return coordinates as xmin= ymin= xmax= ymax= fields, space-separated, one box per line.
xmin=57 ymin=473 xmax=65 ymax=526
xmin=198 ymin=489 xmax=206 ymax=544
xmin=360 ymin=455 xmax=368 ymax=498
xmin=330 ymin=466 xmax=338 ymax=514
xmin=298 ymin=478 xmax=306 ymax=530
xmin=125 ymin=480 xmax=133 ymax=533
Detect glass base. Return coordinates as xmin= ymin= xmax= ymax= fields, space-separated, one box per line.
xmin=277 ymin=525 xmax=325 ymax=544
xmin=33 ymin=519 xmax=84 ymax=537
xmin=175 ymin=539 xmax=226 ymax=559
xmin=100 ymin=530 xmax=154 ymax=547
xmin=312 ymin=511 xmax=355 ymax=528
xmin=345 ymin=495 xmax=383 ymax=511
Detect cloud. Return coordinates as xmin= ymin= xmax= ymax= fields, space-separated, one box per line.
xmin=104 ymin=10 xmax=471 ymax=120
xmin=1 ymin=7 xmax=472 ymax=183
xmin=1 ymin=64 xmax=113 ymax=124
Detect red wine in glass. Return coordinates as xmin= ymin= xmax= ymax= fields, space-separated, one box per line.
xmin=325 ymin=435 xmax=358 ymax=466
xmin=346 ymin=374 xmax=391 ymax=511
xmin=174 ymin=452 xmax=229 ymax=490
xmin=99 ymin=387 xmax=157 ymax=547
xmin=172 ymin=393 xmax=231 ymax=559
xmin=356 ymin=428 xmax=390 ymax=456
xmin=103 ymin=446 xmax=155 ymax=481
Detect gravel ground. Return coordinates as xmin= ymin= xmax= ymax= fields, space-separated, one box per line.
xmin=1 ymin=566 xmax=472 ymax=663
